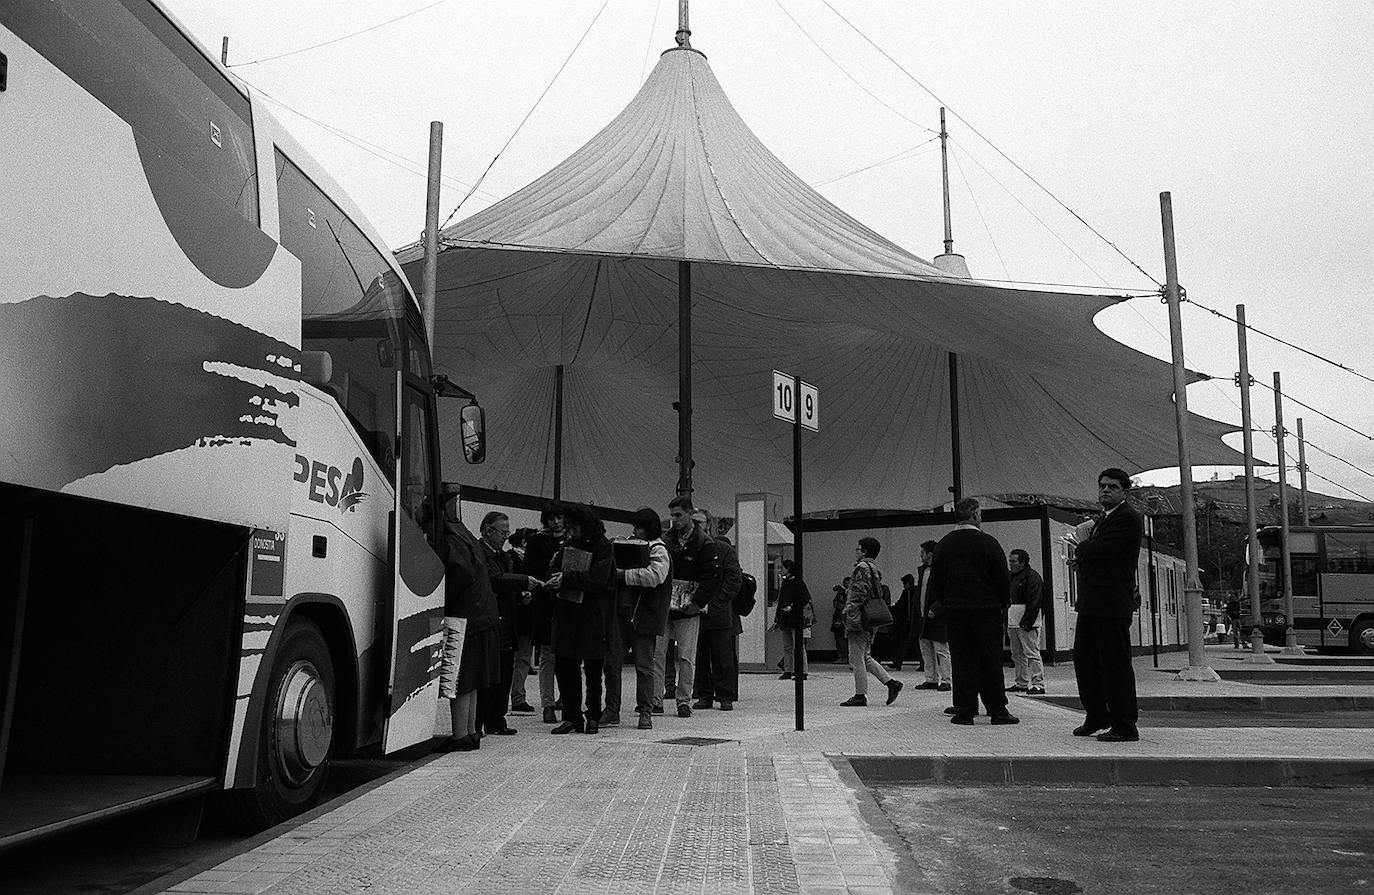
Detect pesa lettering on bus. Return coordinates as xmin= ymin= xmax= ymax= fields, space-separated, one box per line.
xmin=294 ymin=455 xmax=368 ymax=512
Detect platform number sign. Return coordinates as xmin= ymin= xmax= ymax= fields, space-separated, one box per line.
xmin=772 ymin=370 xmax=818 ymax=431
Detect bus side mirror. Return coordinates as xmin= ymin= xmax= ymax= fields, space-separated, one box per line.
xmin=461 ymin=403 xmax=485 ymax=465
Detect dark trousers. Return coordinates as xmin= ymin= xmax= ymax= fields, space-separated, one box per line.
xmin=946 ymin=611 xmax=1009 ymax=717
xmin=693 ymin=628 xmax=738 ymax=702
xmin=554 ymin=655 xmax=604 ymax=723
xmin=479 ymin=648 xmax=515 ymax=732
xmin=1073 ymin=615 xmax=1138 ymax=733
xmin=604 ymin=617 xmax=657 ymax=716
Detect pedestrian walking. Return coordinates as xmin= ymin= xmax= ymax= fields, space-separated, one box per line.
xmin=692 ymin=508 xmax=741 ymax=711
xmin=655 ymin=495 xmax=720 ymax=718
xmin=830 ymin=578 xmax=851 ymax=664
xmin=774 ymin=559 xmax=814 ymax=679
xmin=840 ymin=537 xmax=903 ymax=707
xmin=605 ymin=507 xmax=672 ymax=730
xmin=927 ymin=498 xmax=1018 ymax=726
xmin=1069 ymin=468 xmax=1144 ymax=743
xmin=524 ymin=503 xmax=566 ymax=723
xmin=1006 ymin=548 xmax=1046 ymax=695
xmin=1226 ymin=594 xmax=1243 ymax=649
xmin=547 ymin=504 xmax=616 ymax=735
xmin=913 ymin=541 xmax=950 ymax=692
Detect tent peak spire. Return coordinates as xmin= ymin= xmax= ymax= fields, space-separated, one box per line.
xmin=675 ymin=0 xmax=691 ymax=48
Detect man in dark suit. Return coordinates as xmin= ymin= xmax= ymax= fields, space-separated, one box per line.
xmin=1071 ymin=468 xmax=1144 ymax=742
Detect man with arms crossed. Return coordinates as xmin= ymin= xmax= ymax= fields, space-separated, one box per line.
xmin=1071 ymin=468 xmax=1144 ymax=742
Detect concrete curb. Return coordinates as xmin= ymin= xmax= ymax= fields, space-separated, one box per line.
xmin=1035 ymin=694 xmax=1374 ymax=712
xmin=843 ymin=755 xmax=1374 ymax=788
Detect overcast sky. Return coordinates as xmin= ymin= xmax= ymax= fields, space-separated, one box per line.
xmin=166 ymin=0 xmax=1374 ymax=504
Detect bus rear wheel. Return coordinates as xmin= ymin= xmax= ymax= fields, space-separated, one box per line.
xmin=231 ymin=617 xmax=336 ymax=830
xmin=1351 ymin=619 xmax=1374 ymax=655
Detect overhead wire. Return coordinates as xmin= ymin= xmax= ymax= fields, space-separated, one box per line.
xmin=437 ymin=0 xmax=614 ymax=231
xmin=1182 ymin=299 xmax=1374 ymax=386
xmin=229 ymin=0 xmax=454 ymax=67
xmin=772 ymin=0 xmax=937 ymax=135
xmin=813 ymin=138 xmax=938 ymax=187
xmin=818 ymin=0 xmax=1162 ymax=289
xmin=948 ymin=143 xmax=1010 ymax=280
xmin=640 ymin=0 xmax=663 ymax=83
xmin=1248 ymin=378 xmax=1372 ymax=442
xmin=241 ymin=77 xmax=501 ymax=202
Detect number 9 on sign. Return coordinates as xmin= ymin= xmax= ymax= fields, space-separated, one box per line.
xmin=772 ymin=370 xmax=819 ymax=431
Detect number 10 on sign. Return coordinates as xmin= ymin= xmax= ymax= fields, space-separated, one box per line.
xmin=772 ymin=370 xmax=818 ymax=431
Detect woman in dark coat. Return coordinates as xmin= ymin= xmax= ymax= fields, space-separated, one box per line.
xmin=438 ymin=517 xmax=502 ymax=752
xmin=774 ymin=559 xmax=813 ymax=680
xmin=547 ymin=504 xmax=615 ymax=734
xmin=523 ymin=503 xmax=566 ymax=723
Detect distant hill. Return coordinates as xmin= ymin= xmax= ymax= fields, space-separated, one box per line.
xmin=1132 ymin=476 xmax=1374 ymax=527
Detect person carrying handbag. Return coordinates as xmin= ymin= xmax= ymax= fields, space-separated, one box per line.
xmin=840 ymin=537 xmax=903 ymax=707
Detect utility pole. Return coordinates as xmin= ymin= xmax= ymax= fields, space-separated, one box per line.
xmin=1235 ymin=305 xmax=1273 ymax=663
xmin=421 ymin=122 xmax=443 ymax=351
xmin=1160 ymin=193 xmax=1217 ymax=681
xmin=792 ymin=373 xmax=805 ymax=732
xmin=1273 ymin=373 xmax=1303 ymax=655
xmin=677 ymin=261 xmax=693 ymax=498
xmin=1296 ymin=418 xmax=1311 ymax=525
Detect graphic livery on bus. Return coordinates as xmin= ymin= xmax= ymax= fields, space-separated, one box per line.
xmin=1256 ymin=525 xmax=1374 ymax=653
xmin=0 ymin=0 xmax=479 ymax=846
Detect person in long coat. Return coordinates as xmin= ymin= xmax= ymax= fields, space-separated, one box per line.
xmin=774 ymin=559 xmax=813 ymax=679
xmin=915 ymin=540 xmax=951 ymax=691
xmin=547 ymin=503 xmax=615 ymax=734
xmin=523 ymin=503 xmax=565 ymax=723
xmin=437 ymin=517 xmax=502 ymax=752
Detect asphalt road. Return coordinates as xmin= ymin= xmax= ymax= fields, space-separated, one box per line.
xmin=869 ymin=782 xmax=1374 ymax=895
xmin=0 ymin=757 xmax=421 ymax=895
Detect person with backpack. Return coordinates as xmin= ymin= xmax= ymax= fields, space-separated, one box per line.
xmin=692 ymin=508 xmax=741 ymax=711
xmin=840 ymin=536 xmax=903 ymax=707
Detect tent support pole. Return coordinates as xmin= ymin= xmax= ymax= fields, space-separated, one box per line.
xmin=677 ymin=260 xmax=693 ymax=498
xmin=553 ymin=364 xmax=564 ymax=500
xmin=1236 ymin=305 xmax=1273 ymax=663
xmin=1273 ymin=374 xmax=1303 ymax=655
xmin=1161 ymin=191 xmax=1218 ymax=682
xmin=948 ymin=351 xmax=962 ymax=504
xmin=421 ymin=121 xmax=443 ymax=351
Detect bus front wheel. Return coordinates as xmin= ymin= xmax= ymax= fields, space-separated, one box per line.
xmin=231 ymin=617 xmax=336 ymax=829
xmin=1351 ymin=619 xmax=1374 ymax=655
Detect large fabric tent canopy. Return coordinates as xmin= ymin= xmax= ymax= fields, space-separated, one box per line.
xmin=397 ymin=40 xmax=1239 ymax=515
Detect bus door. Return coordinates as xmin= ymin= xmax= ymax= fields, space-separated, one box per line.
xmin=383 ymin=365 xmax=445 ymax=752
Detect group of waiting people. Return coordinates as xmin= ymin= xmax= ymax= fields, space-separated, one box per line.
xmin=805 ymin=468 xmax=1143 ymax=742
xmin=434 ymin=495 xmax=746 ymax=751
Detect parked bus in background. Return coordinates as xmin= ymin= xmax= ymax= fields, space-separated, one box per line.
xmin=1 ymin=0 xmax=483 ymax=847
xmin=1256 ymin=525 xmax=1374 ymax=653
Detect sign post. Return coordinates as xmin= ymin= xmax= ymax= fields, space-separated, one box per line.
xmin=773 ymin=370 xmax=817 ymax=731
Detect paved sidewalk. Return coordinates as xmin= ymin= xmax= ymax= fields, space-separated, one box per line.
xmin=164 ymin=648 xmax=1374 ymax=895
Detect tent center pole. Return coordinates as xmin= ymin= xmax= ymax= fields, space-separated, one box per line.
xmin=948 ymin=351 xmax=962 ymax=504
xmin=677 ymin=260 xmax=693 ymax=498
xmin=553 ymin=364 xmax=564 ymax=500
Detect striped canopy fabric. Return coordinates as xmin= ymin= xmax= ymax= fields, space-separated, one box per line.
xmin=397 ymin=45 xmax=1239 ymax=515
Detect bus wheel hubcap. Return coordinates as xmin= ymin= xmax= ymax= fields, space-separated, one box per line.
xmin=275 ymin=660 xmax=333 ymax=786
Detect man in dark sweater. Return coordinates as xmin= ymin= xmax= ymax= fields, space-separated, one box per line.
xmin=926 ymin=498 xmax=1017 ymax=725
xmin=1007 ymin=549 xmax=1046 ymax=695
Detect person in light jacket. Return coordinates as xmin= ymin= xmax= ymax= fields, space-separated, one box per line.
xmin=612 ymin=507 xmax=672 ymax=730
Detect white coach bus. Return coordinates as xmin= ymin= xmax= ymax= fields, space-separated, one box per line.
xmin=1 ymin=0 xmax=481 ymax=846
